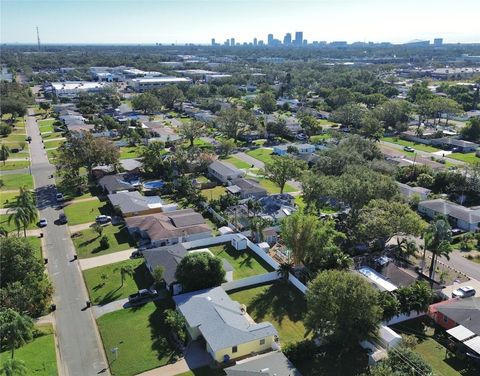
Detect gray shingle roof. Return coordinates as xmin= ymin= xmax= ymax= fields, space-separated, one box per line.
xmin=108 ymin=191 xmax=162 ymax=215
xmin=397 ymin=182 xmax=431 ymax=197
xmin=225 ymin=351 xmax=302 ymax=376
xmin=143 ymin=244 xmax=187 ymax=285
xmin=436 ymin=297 xmax=480 ymax=335
xmin=209 ymin=160 xmax=243 ymax=177
xmin=419 ymin=199 xmax=480 ymax=224
xmin=173 ymin=287 xmax=277 ymax=352
xmin=98 ymin=174 xmax=136 ymax=193
xmin=229 ymin=178 xmax=267 ymax=195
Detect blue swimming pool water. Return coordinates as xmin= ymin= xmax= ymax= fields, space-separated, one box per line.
xmin=143 ymin=180 xmax=165 ymax=189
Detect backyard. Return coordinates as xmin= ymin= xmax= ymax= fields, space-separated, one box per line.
xmin=206 ymin=243 xmax=273 ymax=279
xmin=72 ymin=224 xmax=135 ymax=258
xmin=83 ymin=258 xmax=152 ymax=305
xmin=119 ymin=146 xmax=143 ymax=159
xmin=391 ymin=317 xmax=478 ymax=376
xmin=200 ymin=185 xmax=227 ymax=201
xmin=97 ymin=299 xmax=178 ymax=376
xmin=0 ymin=324 xmax=57 ymax=376
xmin=228 ymin=282 xmax=308 ymax=345
xmin=63 ymin=198 xmax=111 ymax=225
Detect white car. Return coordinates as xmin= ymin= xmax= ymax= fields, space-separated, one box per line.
xmin=452 ymin=286 xmax=476 ymax=299
xmin=39 ymin=218 xmax=48 ymax=227
xmin=95 ymin=215 xmax=112 ymax=224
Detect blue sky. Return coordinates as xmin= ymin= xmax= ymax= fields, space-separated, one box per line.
xmin=1 ymin=0 xmax=479 ymax=44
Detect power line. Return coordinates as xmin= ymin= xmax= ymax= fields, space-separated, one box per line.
xmin=36 ymin=26 xmax=41 ymax=51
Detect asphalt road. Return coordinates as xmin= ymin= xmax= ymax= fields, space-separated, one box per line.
xmin=26 ymin=109 xmax=109 ymax=376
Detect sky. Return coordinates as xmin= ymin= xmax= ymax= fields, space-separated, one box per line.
xmin=1 ymin=0 xmax=480 ymax=45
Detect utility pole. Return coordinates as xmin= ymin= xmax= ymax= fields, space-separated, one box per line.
xmin=36 ymin=26 xmax=41 ymax=51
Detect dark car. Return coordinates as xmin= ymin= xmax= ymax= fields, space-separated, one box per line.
xmin=58 ymin=212 xmax=68 ymax=224
xmin=128 ymin=289 xmax=157 ymax=306
xmin=26 ymin=136 xmax=32 ymax=142
xmin=130 ymin=250 xmax=143 ymax=259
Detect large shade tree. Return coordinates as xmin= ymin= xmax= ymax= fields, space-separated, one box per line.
xmin=175 ymin=252 xmax=225 ymax=292
xmin=263 ymin=155 xmax=306 ymax=194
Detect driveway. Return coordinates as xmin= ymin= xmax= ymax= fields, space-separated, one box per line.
xmin=92 ymin=298 xmax=129 ymax=318
xmin=26 ymin=109 xmax=109 ymax=375
xmin=79 ymin=248 xmax=136 ymax=270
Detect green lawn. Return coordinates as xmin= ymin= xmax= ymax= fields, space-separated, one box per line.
xmin=0 ymin=214 xmax=38 ymax=233
xmin=46 ymin=149 xmax=57 ymax=162
xmin=229 ymin=283 xmax=308 ymax=345
xmin=83 ymin=258 xmax=152 ymax=305
xmin=382 ymin=137 xmax=441 ymax=153
xmin=221 ymin=156 xmax=251 ymax=169
xmin=44 ymin=139 xmax=65 ymax=149
xmin=246 ymin=148 xmax=274 ymax=164
xmin=63 ymin=198 xmax=111 ymax=225
xmin=26 ymin=236 xmax=43 ymax=260
xmin=0 ymin=324 xmax=57 ymax=376
xmin=41 ymin=131 xmax=63 ymax=140
xmin=0 ymin=190 xmax=19 ymax=207
xmin=449 ymin=152 xmax=479 ymax=164
xmin=0 ymin=173 xmax=34 ymax=190
xmin=119 ymin=146 xmax=143 ymax=159
xmin=201 ymin=186 xmax=227 ymax=201
xmin=391 ymin=317 xmax=477 ymax=376
xmin=310 ymin=133 xmax=332 ymax=143
xmin=256 ymin=177 xmax=296 ymax=194
xmin=97 ymin=300 xmax=178 ymax=376
xmin=39 ymin=124 xmax=54 ymax=133
xmin=38 ymin=119 xmax=55 ymax=126
xmin=0 ymin=160 xmax=29 ymax=171
xmin=206 ymin=243 xmax=273 ymax=279
xmin=192 ymin=138 xmax=213 ymax=148
xmin=72 ymin=224 xmax=135 ymax=259
xmin=1 ymin=133 xmax=27 ymax=142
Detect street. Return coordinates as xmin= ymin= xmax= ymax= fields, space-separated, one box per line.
xmin=26 ymin=109 xmax=109 ymax=376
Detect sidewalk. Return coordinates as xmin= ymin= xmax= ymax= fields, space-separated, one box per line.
xmin=92 ymin=298 xmax=129 ymax=318
xmin=69 ymin=222 xmax=94 ymax=233
xmin=79 ymin=248 xmax=135 ymax=270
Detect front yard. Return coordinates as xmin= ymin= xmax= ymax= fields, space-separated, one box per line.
xmin=0 ymin=324 xmax=57 ymax=376
xmin=0 ymin=173 xmax=34 ymax=190
xmin=97 ymin=299 xmax=178 ymax=376
xmin=246 ymin=148 xmax=275 ymax=164
xmin=0 ymin=214 xmax=38 ymax=233
xmin=63 ymin=198 xmax=111 ymax=225
xmin=382 ymin=137 xmax=442 ymax=153
xmin=449 ymin=152 xmax=479 ymax=165
xmin=72 ymin=224 xmax=135 ymax=258
xmin=0 ymin=160 xmax=29 ymax=171
xmin=83 ymin=258 xmax=152 ymax=305
xmin=391 ymin=317 xmax=478 ymax=376
xmin=221 ymin=156 xmax=251 ymax=169
xmin=206 ymin=243 xmax=273 ymax=279
xmin=229 ymin=282 xmax=308 ymax=345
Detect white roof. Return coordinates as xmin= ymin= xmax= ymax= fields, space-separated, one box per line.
xmin=447 ymin=325 xmax=476 ymax=341
xmin=358 ymin=267 xmax=397 ymax=292
xmin=379 ymin=325 xmax=402 ymax=345
xmin=51 ymin=81 xmax=108 ymax=91
xmin=131 ymin=77 xmax=191 ymax=84
xmin=464 ymin=336 xmax=480 ymax=354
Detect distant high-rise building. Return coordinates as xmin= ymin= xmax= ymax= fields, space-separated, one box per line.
xmin=224 ymin=39 xmax=230 ymax=46
xmin=258 ymin=40 xmax=265 ymax=46
xmin=230 ymin=38 xmax=235 ymax=46
xmin=294 ymin=31 xmax=303 ymax=46
xmin=434 ymin=38 xmax=443 ymax=46
xmin=211 ymin=38 xmax=216 ymax=46
xmin=267 ymin=34 xmax=274 ymax=46
xmin=283 ymin=33 xmax=292 ymax=45
xmin=253 ymin=37 xmax=258 ymax=46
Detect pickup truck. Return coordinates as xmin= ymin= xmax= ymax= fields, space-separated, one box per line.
xmin=128 ymin=289 xmax=157 ymax=306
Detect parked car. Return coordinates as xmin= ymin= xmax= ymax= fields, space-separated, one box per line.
xmin=130 ymin=250 xmax=143 ymax=259
xmin=56 ymin=193 xmax=64 ymax=202
xmin=403 ymin=146 xmax=415 ymax=152
xmin=26 ymin=136 xmax=32 ymax=142
xmin=128 ymin=289 xmax=157 ymax=306
xmin=452 ymin=286 xmax=476 ymax=299
xmin=95 ymin=215 xmax=112 ymax=224
xmin=39 ymin=218 xmax=48 ymax=227
xmin=58 ymin=212 xmax=68 ymax=224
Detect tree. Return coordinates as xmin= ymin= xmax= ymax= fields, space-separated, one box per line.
xmin=175 ymin=252 xmax=225 ymax=292
xmin=331 ymin=103 xmax=367 ymax=130
xmin=0 ymin=308 xmax=33 ymax=359
xmin=361 ymin=363 xmax=402 ymax=376
xmin=386 ymin=346 xmax=432 ymax=376
xmin=217 ymin=108 xmax=255 ymax=142
xmin=117 ymin=264 xmax=134 ymax=287
xmin=374 ymin=100 xmax=412 ymax=131
xmin=156 ymin=85 xmax=184 ymax=109
xmin=277 ymin=262 xmax=294 ymax=282
xmin=217 ymin=138 xmax=236 ymax=158
xmin=249 ymin=216 xmax=271 ymax=243
xmin=164 ymin=309 xmax=187 ymax=343
xmin=305 ymin=270 xmax=382 ymax=347
xmin=179 ymin=120 xmax=205 ymax=147
xmin=0 ymin=124 xmax=12 ymax=137
xmin=152 ymin=266 xmax=165 ymax=287
xmin=299 ymin=114 xmax=322 ymax=137
xmin=256 ymin=92 xmax=277 ymax=114
xmin=395 ymin=281 xmax=434 ymax=314
xmin=131 ymin=92 xmax=161 ymax=114
xmin=39 ymin=102 xmax=51 ymax=118
xmin=92 ymin=223 xmax=103 ymax=238
xmin=0 ymin=237 xmax=53 ymax=316
xmin=377 ymin=292 xmax=400 ymax=322
xmin=8 ymin=187 xmax=37 ymax=238
xmin=357 ymin=199 xmax=426 ymax=248
xmin=263 ymin=156 xmax=306 ymax=194
xmin=0 ymin=144 xmax=10 ymax=165
xmin=417 ymin=173 xmax=434 ymax=188
xmin=424 ymin=216 xmax=453 ymax=280
xmin=0 ymin=98 xmax=28 ymax=121
xmin=359 ymin=113 xmax=384 ymax=141
xmin=461 ymin=116 xmax=480 ymax=143
xmin=140 ymin=141 xmax=167 ymax=176
xmin=0 ymin=358 xmax=27 ymax=376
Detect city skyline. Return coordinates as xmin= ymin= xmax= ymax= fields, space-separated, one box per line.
xmin=1 ymin=0 xmax=480 ymax=45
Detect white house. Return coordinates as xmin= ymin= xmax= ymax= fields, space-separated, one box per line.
xmin=273 ymin=143 xmax=316 ymax=156
xmin=418 ymin=199 xmax=480 ymax=232
xmin=208 ymin=161 xmax=245 ymax=183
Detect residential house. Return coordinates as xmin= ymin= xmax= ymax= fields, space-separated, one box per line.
xmin=208 ymin=161 xmax=245 ymax=183
xmin=430 ymin=138 xmax=479 ymax=153
xmin=143 ymin=244 xmax=233 ymax=295
xmin=226 ymin=178 xmax=267 ymax=199
xmin=92 ymin=159 xmax=142 ymax=179
xmin=428 ymin=298 xmax=480 ymax=335
xmin=273 ymin=143 xmax=316 ymax=156
xmin=225 ymin=351 xmax=302 ymax=376
xmin=397 ymin=182 xmax=431 ymax=201
xmin=142 ymin=121 xmax=182 ymax=143
xmin=173 ymin=287 xmax=278 ymax=363
xmin=98 ymin=173 xmax=139 ymax=194
xmin=418 ymin=199 xmax=480 ymax=232
xmin=108 ymin=191 xmax=177 ymax=217
xmin=125 ymin=208 xmax=212 ymax=247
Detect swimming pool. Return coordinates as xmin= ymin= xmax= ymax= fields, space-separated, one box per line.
xmin=143 ymin=180 xmax=165 ymax=189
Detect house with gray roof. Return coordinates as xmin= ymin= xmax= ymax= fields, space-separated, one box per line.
xmin=226 ymin=178 xmax=267 ymax=199
xmin=173 ymin=287 xmax=278 ymax=363
xmin=108 ymin=191 xmax=177 ymax=217
xmin=225 ymin=351 xmax=302 ymax=376
xmin=98 ymin=173 xmax=139 ymax=194
xmin=397 ymin=182 xmax=431 ymax=201
xmin=208 ymin=160 xmax=245 ymax=183
xmin=418 ymin=199 xmax=480 ymax=232
xmin=430 ymin=138 xmax=479 ymax=153
xmin=143 ymin=244 xmax=233 ymax=295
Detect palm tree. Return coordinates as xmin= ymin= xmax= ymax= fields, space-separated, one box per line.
xmin=277 ymin=262 xmax=294 ymax=282
xmin=117 ymin=264 xmax=135 ymax=287
xmin=424 ymin=216 xmax=453 ymax=280
xmin=0 ymin=226 xmax=8 ymax=237
xmin=8 ymin=187 xmax=37 ymax=237
xmin=1 ymin=144 xmax=10 ymax=165
xmin=250 ymin=217 xmax=271 ymax=243
xmin=0 ymin=309 xmax=34 ymax=359
xmin=0 ymin=358 xmax=27 ymax=376
xmin=92 ymin=223 xmax=103 ymax=238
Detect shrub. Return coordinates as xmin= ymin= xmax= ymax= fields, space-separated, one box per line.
xmin=283 ymin=339 xmax=318 ymax=363
xmin=164 ymin=309 xmax=187 ymax=344
xmin=99 ymin=236 xmax=110 ymax=249
xmin=0 ymin=124 xmax=13 ymax=136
